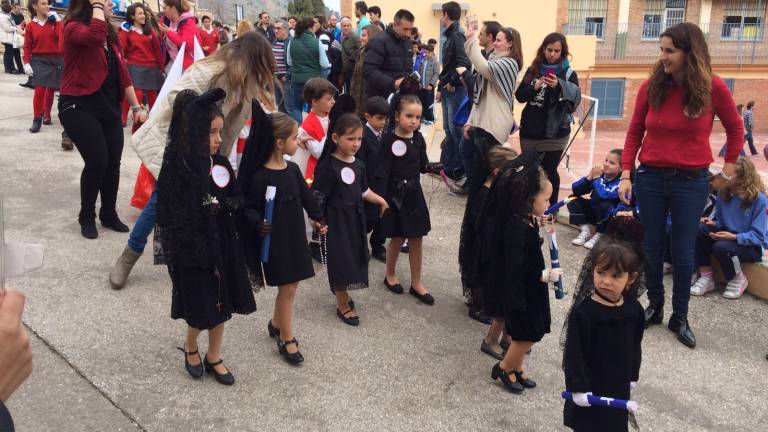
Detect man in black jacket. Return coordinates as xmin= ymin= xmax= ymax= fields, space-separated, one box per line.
xmin=437 ymin=1 xmax=472 ymax=187
xmin=362 ymin=9 xmax=415 ymax=101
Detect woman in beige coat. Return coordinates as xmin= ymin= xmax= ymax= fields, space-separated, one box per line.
xmin=108 ymin=32 xmax=276 ymax=293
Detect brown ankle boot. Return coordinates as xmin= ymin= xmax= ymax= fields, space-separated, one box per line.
xmin=109 ymin=246 xmax=142 ymax=290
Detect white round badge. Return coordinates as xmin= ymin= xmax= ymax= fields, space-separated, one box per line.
xmin=211 ymin=165 xmax=231 ymax=188
xmin=341 ymin=167 xmax=356 ymax=185
xmin=391 ymin=140 xmax=407 ymax=157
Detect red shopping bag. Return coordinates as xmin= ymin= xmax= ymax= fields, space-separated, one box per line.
xmin=130 ymin=164 xmax=155 ymax=209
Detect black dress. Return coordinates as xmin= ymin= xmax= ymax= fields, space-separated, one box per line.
xmin=564 ymin=297 xmax=644 ymax=432
xmin=501 ymin=223 xmax=551 ymax=342
xmin=312 ymin=156 xmax=370 ymax=291
xmin=244 ymin=162 xmax=323 ymax=287
xmin=372 ymin=132 xmax=430 ymax=238
xmin=459 ymin=185 xmax=490 ymax=306
xmin=169 ymin=155 xmax=257 ymax=330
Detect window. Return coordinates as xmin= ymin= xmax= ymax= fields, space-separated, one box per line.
xmin=723 ymin=78 xmax=736 ymax=94
xmin=567 ymin=0 xmax=608 ymax=39
xmin=591 ymin=79 xmax=625 ymax=118
xmin=721 ymin=0 xmax=765 ymax=41
xmin=642 ymin=0 xmax=686 ymax=39
xmin=235 ymin=4 xmax=244 ymax=25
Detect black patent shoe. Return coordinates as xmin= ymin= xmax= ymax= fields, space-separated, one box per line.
xmin=491 ymin=363 xmax=524 ymax=394
xmin=668 ymin=316 xmax=696 ymax=349
xmin=480 ymin=340 xmax=504 ymax=361
xmin=371 ymin=247 xmax=387 ymax=263
xmin=267 ymin=320 xmax=280 ymax=338
xmin=514 ymin=370 xmax=537 ymax=388
xmin=409 ymin=287 xmax=435 ymax=305
xmin=644 ymin=303 xmax=664 ymax=328
xmin=176 ymin=346 xmax=204 ymax=379
xmin=101 ymin=217 xmax=129 ymax=233
xmin=80 ymin=221 xmax=98 ymax=239
xmin=204 ymin=355 xmax=235 ymax=385
xmin=468 ymin=308 xmax=492 ymax=325
xmin=277 ymin=338 xmax=304 ymax=365
xmin=383 ymin=277 xmax=404 ymax=294
xmin=337 ymin=308 xmax=360 ymax=326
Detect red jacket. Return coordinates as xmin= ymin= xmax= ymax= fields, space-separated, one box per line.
xmin=118 ymin=26 xmax=163 ymax=68
xmin=22 ymin=17 xmax=62 ymax=64
xmin=197 ymin=27 xmax=219 ymax=56
xmin=162 ymin=12 xmax=198 ymax=70
xmin=623 ymin=75 xmax=745 ymax=169
xmin=60 ymin=19 xmax=132 ymax=100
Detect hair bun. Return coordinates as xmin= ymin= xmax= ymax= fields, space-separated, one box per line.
xmin=605 ymin=216 xmax=644 ymax=245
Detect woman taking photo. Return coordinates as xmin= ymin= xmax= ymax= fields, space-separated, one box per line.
xmin=158 ymin=0 xmax=197 ymax=71
xmin=515 ymin=32 xmax=581 ymax=206
xmin=109 ymin=32 xmax=276 ymax=291
xmin=350 ymin=23 xmax=382 ymax=118
xmin=287 ymin=16 xmax=330 ymax=122
xmin=59 ymin=0 xmax=147 ymax=239
xmin=119 ymin=2 xmax=164 ymax=125
xmin=620 ymin=22 xmax=744 ymax=349
xmin=1 ymin=1 xmax=23 ymax=74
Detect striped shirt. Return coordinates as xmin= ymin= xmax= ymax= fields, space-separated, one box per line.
xmin=272 ymin=38 xmax=289 ymax=77
xmin=743 ymin=109 xmax=754 ymax=130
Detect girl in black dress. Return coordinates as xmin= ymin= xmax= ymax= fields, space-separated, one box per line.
xmin=155 ymin=89 xmax=257 ymax=386
xmin=562 ymin=217 xmax=645 ymax=432
xmin=313 ymin=114 xmax=388 ymax=326
xmin=238 ymin=102 xmax=327 ymax=365
xmin=371 ymin=94 xmax=434 ymax=305
xmin=479 ymin=149 xmax=557 ymax=393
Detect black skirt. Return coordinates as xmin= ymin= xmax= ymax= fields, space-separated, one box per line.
xmin=30 ymin=55 xmax=63 ymax=89
xmin=128 ymin=64 xmax=164 ymax=90
xmin=379 ymin=178 xmax=431 ymax=238
xmin=169 ymin=265 xmax=232 ymax=330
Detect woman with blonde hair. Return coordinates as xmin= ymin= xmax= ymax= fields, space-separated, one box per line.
xmin=236 ymin=19 xmax=253 ymax=38
xmin=108 ymin=32 xmax=276 ymax=292
xmin=619 ymin=22 xmax=744 ymax=349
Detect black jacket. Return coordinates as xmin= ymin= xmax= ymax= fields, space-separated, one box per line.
xmin=363 ymin=25 xmax=412 ymax=99
xmin=256 ymin=25 xmax=276 ymax=44
xmin=438 ymin=22 xmax=471 ymax=89
xmin=515 ymin=67 xmax=580 ymax=140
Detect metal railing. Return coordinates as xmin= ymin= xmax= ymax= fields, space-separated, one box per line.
xmin=563 ymin=22 xmax=767 ymax=65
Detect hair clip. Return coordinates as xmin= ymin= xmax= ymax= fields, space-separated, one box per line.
xmin=515 ymin=165 xmax=525 ymax=173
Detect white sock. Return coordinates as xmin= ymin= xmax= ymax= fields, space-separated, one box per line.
xmin=580 ymin=225 xmax=591 ymax=234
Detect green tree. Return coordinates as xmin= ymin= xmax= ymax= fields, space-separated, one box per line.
xmin=311 ymin=0 xmax=326 ymax=15
xmin=288 ymin=0 xmax=314 ymax=19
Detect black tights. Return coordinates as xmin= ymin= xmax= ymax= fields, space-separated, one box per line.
xmin=59 ymin=104 xmax=124 ymax=223
xmin=539 ymin=149 xmax=564 ymax=206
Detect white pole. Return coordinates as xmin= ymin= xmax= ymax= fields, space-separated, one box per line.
xmin=588 ymin=97 xmax=598 ymax=170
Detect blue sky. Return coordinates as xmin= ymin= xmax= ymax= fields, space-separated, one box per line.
xmin=326 ymin=0 xmax=340 ymax=13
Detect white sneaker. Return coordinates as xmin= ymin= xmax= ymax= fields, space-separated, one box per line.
xmin=690 ymin=275 xmax=715 ymax=296
xmin=723 ymin=272 xmax=748 ymax=299
xmin=572 ymin=229 xmax=593 ymax=246
xmin=663 ymin=262 xmax=673 ymax=274
xmin=583 ymin=233 xmax=601 ymax=249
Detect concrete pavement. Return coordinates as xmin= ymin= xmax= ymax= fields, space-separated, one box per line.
xmin=1 ymin=73 xmax=767 ymax=432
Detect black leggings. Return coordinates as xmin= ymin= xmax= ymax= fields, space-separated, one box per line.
xmin=3 ymin=43 xmax=22 ymax=72
xmin=59 ymin=104 xmax=124 ymax=223
xmin=540 ymin=149 xmax=564 ymax=206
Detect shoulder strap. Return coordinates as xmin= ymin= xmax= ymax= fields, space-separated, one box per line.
xmin=565 ymin=67 xmax=574 ymax=81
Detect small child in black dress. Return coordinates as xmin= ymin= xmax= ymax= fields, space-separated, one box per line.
xmin=562 ymin=216 xmax=645 ymax=432
xmin=238 ymin=103 xmax=328 ymax=365
xmin=313 ymin=114 xmax=388 ymax=326
xmin=155 ymin=89 xmax=257 ymax=386
xmin=479 ymin=149 xmax=557 ymax=393
xmin=371 ymin=94 xmax=434 ymax=305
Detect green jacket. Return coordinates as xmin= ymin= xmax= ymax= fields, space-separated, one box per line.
xmin=290 ymin=32 xmax=321 ymax=83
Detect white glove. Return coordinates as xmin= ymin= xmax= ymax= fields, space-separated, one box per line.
xmin=572 ymin=392 xmax=592 ymax=407
xmin=541 ymin=267 xmax=563 ymax=283
xmin=47 ymin=11 xmax=61 ymax=22
xmin=630 ymin=381 xmax=637 ymax=390
xmin=23 ymin=63 xmax=34 ymax=76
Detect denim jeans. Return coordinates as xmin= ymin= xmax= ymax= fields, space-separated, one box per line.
xmin=635 ymin=165 xmax=709 ymax=319
xmin=127 ymin=189 xmax=157 ymax=254
xmin=440 ymin=85 xmax=467 ymax=180
xmin=694 ymin=224 xmax=762 ymax=280
xmin=290 ymin=80 xmax=305 ymax=123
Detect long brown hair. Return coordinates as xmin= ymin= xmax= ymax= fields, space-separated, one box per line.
xmin=648 ymin=23 xmax=711 ymax=117
xmin=721 ymin=157 xmax=766 ymax=208
xmin=65 ymin=0 xmax=118 ymax=44
xmin=523 ymin=32 xmax=569 ymax=83
xmin=498 ymin=27 xmax=523 ymax=69
xmin=126 ymin=2 xmax=153 ymax=34
xmin=203 ymin=32 xmax=276 ymax=110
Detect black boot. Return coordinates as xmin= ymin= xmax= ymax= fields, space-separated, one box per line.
xmin=644 ymin=303 xmax=663 ymax=328
xmin=668 ymin=315 xmax=696 ymax=348
xmin=80 ymin=220 xmax=98 ymax=239
xmin=19 ymin=78 xmax=33 ymax=88
xmin=29 ymin=117 xmax=42 ymax=133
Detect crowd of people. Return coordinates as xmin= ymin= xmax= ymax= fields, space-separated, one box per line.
xmin=1 ymin=1 xmax=766 ymax=431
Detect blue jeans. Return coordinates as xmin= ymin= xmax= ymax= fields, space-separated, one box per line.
xmin=290 ymin=80 xmax=305 ymax=123
xmin=635 ymin=165 xmax=709 ymax=318
xmin=440 ymin=85 xmax=467 ymax=180
xmin=127 ymin=189 xmax=157 ymax=254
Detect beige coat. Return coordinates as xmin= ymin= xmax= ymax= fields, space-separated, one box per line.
xmin=465 ymin=36 xmax=517 ymax=144
xmin=132 ymin=60 xmax=253 ymax=178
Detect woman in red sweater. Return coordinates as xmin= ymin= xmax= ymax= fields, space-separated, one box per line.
xmin=59 ymin=0 xmax=147 ymax=239
xmin=619 ymin=23 xmax=744 ymax=349
xmin=158 ymin=0 xmax=197 ymax=71
xmin=23 ymin=0 xmax=63 ymax=133
xmin=119 ymin=2 xmax=164 ymax=125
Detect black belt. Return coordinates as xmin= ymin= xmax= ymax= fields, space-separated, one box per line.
xmin=639 ymin=165 xmax=706 ymax=178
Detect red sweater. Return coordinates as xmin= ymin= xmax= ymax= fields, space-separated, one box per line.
xmin=623 ymin=76 xmax=744 ymax=169
xmin=60 ymin=19 xmax=132 ymax=99
xmin=118 ymin=26 xmax=163 ymax=68
xmin=22 ymin=17 xmax=62 ymax=64
xmin=162 ymin=12 xmax=198 ymax=70
xmin=197 ymin=27 xmax=219 ymax=56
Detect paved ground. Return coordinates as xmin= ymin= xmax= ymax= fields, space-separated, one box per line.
xmin=1 ymin=73 xmax=767 ymax=432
